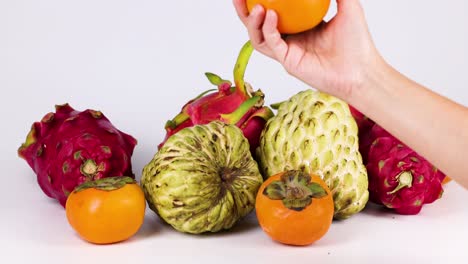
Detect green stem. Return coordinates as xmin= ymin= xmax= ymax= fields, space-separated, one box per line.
xmin=388 ymin=171 xmax=413 ymax=195
xmin=165 ymin=112 xmax=190 ymax=130
xmin=233 ymin=40 xmax=254 ymax=98
xmin=205 ymin=72 xmax=230 ymax=86
xmin=164 ymin=88 xmax=219 ymax=129
xmin=220 ymin=96 xmax=261 ymax=124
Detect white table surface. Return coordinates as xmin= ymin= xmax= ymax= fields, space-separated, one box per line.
xmin=2 ymin=166 xmax=467 ymax=263
xmin=2 ymin=1 xmax=467 ymax=263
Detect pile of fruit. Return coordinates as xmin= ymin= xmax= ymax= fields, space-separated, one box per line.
xmin=18 ymin=3 xmax=448 ymax=246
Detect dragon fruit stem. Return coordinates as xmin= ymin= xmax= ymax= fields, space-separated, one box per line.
xmin=234 ymin=41 xmax=254 ymax=99
xmin=220 ymin=96 xmax=262 ymax=125
xmin=388 ymin=171 xmax=413 ymax=195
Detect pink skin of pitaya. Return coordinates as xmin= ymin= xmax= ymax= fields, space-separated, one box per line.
xmin=365 ymin=124 xmax=445 ymax=215
xmin=350 ymin=107 xmax=446 ymax=214
xmin=159 ymin=41 xmax=274 ymax=154
xmin=18 ymin=104 xmax=137 ymax=207
xmin=349 ymin=105 xmax=375 ymax=163
xmin=349 ymin=105 xmax=375 ymax=135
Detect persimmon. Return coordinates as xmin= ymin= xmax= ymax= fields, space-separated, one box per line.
xmin=256 ymin=170 xmax=334 ymax=246
xmin=246 ymin=0 xmax=331 ymax=34
xmin=65 ymin=176 xmax=146 ymax=244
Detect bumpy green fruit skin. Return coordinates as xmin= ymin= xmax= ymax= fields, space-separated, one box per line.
xmin=141 ymin=121 xmax=263 ymax=234
xmin=257 ymin=90 xmax=369 ymax=219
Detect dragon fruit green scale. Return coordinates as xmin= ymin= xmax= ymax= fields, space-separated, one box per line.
xmin=257 ymin=90 xmax=369 ymax=219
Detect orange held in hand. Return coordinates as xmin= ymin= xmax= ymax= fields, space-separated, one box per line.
xmin=246 ymin=0 xmax=331 ymax=34
xmin=65 ymin=176 xmax=146 ymax=244
xmin=256 ymin=170 xmax=334 ymax=246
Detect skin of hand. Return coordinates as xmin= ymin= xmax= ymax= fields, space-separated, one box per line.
xmin=233 ymin=0 xmax=381 ymax=100
xmin=233 ymin=0 xmax=468 ymax=189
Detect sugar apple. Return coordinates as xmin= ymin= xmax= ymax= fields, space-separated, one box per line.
xmin=257 ymin=90 xmax=369 ymax=219
xmin=141 ymin=121 xmax=263 ymax=234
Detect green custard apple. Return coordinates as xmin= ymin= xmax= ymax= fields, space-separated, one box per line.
xmin=141 ymin=121 xmax=263 ymax=234
xmin=257 ymin=90 xmax=369 ymax=219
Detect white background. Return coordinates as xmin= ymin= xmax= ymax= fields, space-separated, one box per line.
xmin=1 ymin=0 xmax=467 ymax=263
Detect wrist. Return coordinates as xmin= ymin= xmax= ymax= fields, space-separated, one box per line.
xmin=347 ymin=53 xmax=394 ymax=115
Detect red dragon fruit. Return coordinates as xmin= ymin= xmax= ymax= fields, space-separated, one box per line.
xmin=159 ymin=41 xmax=274 ymax=153
xmin=350 ymin=107 xmax=446 ymax=214
xmin=18 ymin=104 xmax=137 ymax=207
xmin=349 ymin=105 xmax=375 ymax=164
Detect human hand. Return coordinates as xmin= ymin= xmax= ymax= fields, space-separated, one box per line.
xmin=233 ymin=0 xmax=382 ymax=101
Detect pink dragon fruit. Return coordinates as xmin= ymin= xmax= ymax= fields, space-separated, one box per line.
xmin=350 ymin=107 xmax=446 ymax=214
xmin=159 ymin=41 xmax=274 ymax=153
xmin=349 ymin=105 xmax=375 ymax=164
xmin=349 ymin=105 xmax=374 ymax=136
xmin=18 ymin=104 xmax=137 ymax=207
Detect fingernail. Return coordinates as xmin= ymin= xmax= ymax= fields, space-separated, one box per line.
xmin=252 ymin=4 xmax=262 ymax=14
xmin=266 ymin=9 xmax=276 ymax=17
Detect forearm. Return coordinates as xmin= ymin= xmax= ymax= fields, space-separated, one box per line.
xmin=350 ymin=58 xmax=468 ymax=189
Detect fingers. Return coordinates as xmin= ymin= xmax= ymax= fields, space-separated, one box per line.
xmin=337 ymin=0 xmax=355 ymax=11
xmin=336 ymin=0 xmax=346 ymax=12
xmin=232 ymin=0 xmax=266 ymax=48
xmin=232 ymin=0 xmax=288 ymax=61
xmin=262 ymin=10 xmax=288 ymax=63
xmin=232 ymin=0 xmax=249 ymax=25
xmin=246 ymin=5 xmax=266 ymax=47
